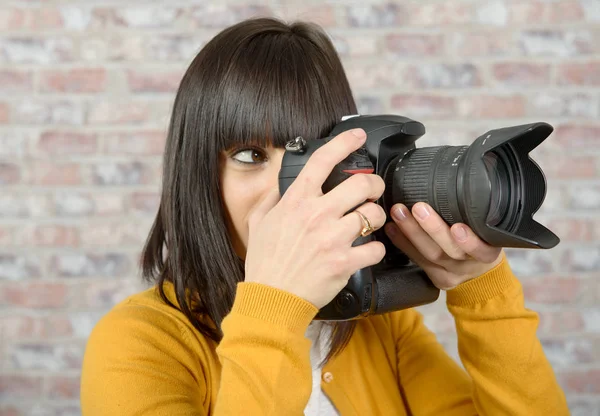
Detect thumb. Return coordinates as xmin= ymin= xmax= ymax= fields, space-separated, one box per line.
xmin=248 ymin=187 xmax=281 ymax=230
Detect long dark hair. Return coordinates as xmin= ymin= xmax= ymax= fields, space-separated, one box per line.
xmin=141 ymin=17 xmax=358 ymax=363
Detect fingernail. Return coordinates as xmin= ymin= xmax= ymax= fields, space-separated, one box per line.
xmin=392 ymin=205 xmax=407 ymax=221
xmin=385 ymin=223 xmax=397 ymax=236
xmin=452 ymin=225 xmax=468 ymax=242
xmin=350 ymin=128 xmax=366 ymax=140
xmin=413 ymin=204 xmax=430 ymax=220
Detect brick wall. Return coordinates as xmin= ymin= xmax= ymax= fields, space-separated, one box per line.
xmin=0 ymin=1 xmax=598 ymax=415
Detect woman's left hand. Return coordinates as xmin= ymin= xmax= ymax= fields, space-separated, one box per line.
xmin=384 ymin=202 xmax=503 ymax=290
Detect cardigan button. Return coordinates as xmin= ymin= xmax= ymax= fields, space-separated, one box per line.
xmin=322 ymin=372 xmax=334 ymax=383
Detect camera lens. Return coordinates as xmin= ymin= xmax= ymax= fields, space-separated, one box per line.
xmin=387 ymin=144 xmax=521 ymax=238
xmin=483 ymin=152 xmax=510 ymax=226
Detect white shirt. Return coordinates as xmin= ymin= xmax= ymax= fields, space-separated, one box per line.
xmin=304 ymin=321 xmax=340 ymax=416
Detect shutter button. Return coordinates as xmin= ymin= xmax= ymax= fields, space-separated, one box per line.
xmin=322 ymin=372 xmax=334 ymax=383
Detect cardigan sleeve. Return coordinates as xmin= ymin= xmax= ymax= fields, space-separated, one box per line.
xmin=390 ymin=256 xmax=569 ymax=415
xmin=81 ymin=282 xmax=318 ymax=416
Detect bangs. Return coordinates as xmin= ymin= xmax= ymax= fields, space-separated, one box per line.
xmin=210 ymin=22 xmax=356 ymax=151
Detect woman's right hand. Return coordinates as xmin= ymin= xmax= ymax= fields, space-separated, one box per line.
xmin=244 ymin=128 xmax=387 ymax=309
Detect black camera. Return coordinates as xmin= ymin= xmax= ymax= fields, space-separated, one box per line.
xmin=278 ymin=115 xmax=559 ymax=320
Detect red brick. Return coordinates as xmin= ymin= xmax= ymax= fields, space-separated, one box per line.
xmin=331 ymin=34 xmax=380 ymax=58
xmin=92 ymin=193 xmax=127 ymax=216
xmin=507 ymin=2 xmax=547 ymax=24
xmin=39 ymin=68 xmax=107 ymax=93
xmin=87 ymin=101 xmax=151 ymax=125
xmin=0 ymin=406 xmax=21 ymax=416
xmin=0 ymin=8 xmax=26 ymax=30
xmin=45 ymin=375 xmax=80 ymax=399
xmin=557 ymin=62 xmax=600 ymax=85
xmin=0 ymin=375 xmax=42 ymax=399
xmin=30 ymin=162 xmax=81 ymax=185
xmin=406 ymin=3 xmax=472 ymax=25
xmin=41 ymin=315 xmax=73 ymax=338
xmin=559 ymin=369 xmax=600 ymax=394
xmin=458 ymin=95 xmax=526 ymax=118
xmin=0 ymin=316 xmax=42 ymax=340
xmin=24 ymin=8 xmax=64 ymax=30
xmin=545 ymin=218 xmax=594 ymax=241
xmin=130 ymin=191 xmax=161 ymax=213
xmin=271 ymin=5 xmax=336 ymax=27
xmin=0 ymin=283 xmax=68 ymax=309
xmin=538 ymin=310 xmax=585 ymax=334
xmin=385 ymin=34 xmax=444 ymax=56
xmin=391 ymin=95 xmax=457 ymax=118
xmin=546 ymin=1 xmax=585 ymax=23
xmin=0 ymin=163 xmax=20 ymax=185
xmin=0 ymin=104 xmax=8 ymax=124
xmin=37 ymin=131 xmax=98 ymax=155
xmin=554 ymin=124 xmax=600 ymax=148
xmin=0 ymin=70 xmax=33 ymax=93
xmin=103 ymin=130 xmax=166 ymax=155
xmin=492 ymin=63 xmax=552 ymax=86
xmin=127 ymin=69 xmax=183 ymax=93
xmin=447 ymin=31 xmax=512 ymax=56
xmin=523 ymin=277 xmax=582 ymax=304
xmin=0 ymin=227 xmax=13 ymax=245
xmin=191 ymin=5 xmax=272 ymax=29
xmin=534 ymin=153 xmax=597 ymax=179
xmin=20 ymin=225 xmax=79 ymax=247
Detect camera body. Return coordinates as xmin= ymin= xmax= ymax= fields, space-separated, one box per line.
xmin=278 ymin=115 xmax=558 ymax=320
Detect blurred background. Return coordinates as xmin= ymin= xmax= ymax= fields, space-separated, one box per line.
xmin=0 ymin=0 xmax=599 ymax=414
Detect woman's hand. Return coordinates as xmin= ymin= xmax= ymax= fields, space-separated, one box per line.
xmin=385 ymin=202 xmax=503 ymax=290
xmin=244 ymin=128 xmax=387 ymax=309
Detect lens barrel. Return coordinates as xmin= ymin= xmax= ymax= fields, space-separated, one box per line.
xmin=384 ymin=122 xmax=559 ymax=249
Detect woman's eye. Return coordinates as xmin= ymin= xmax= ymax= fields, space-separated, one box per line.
xmin=231 ymin=148 xmax=267 ymax=164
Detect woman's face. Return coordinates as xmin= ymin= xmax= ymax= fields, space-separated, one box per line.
xmin=220 ymin=145 xmax=285 ymax=259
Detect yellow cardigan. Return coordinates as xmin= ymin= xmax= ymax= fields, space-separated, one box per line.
xmin=80 ymin=257 xmax=569 ymax=415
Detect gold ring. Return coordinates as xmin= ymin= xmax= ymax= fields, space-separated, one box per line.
xmin=355 ymin=210 xmax=374 ymax=237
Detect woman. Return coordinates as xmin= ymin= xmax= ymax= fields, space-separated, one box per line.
xmin=80 ymin=17 xmax=569 ymax=415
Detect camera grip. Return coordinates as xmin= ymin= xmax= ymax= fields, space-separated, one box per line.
xmin=374 ymin=264 xmax=440 ymax=314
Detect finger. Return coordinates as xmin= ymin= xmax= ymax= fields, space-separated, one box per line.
xmin=410 ymin=202 xmax=469 ymax=261
xmin=385 ymin=223 xmax=460 ymax=290
xmin=389 ymin=203 xmax=450 ymax=264
xmin=248 ymin=187 xmax=280 ymax=231
xmin=322 ymin=174 xmax=385 ymax=216
xmin=384 ymin=223 xmax=430 ymax=266
xmin=295 ymin=128 xmax=367 ymax=195
xmin=346 ymin=240 xmax=386 ymax=275
xmin=338 ymin=202 xmax=387 ymax=243
xmin=450 ymin=223 xmax=503 ymax=264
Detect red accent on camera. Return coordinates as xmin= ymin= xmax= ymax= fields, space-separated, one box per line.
xmin=342 ymin=169 xmax=375 ymax=175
